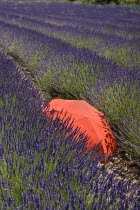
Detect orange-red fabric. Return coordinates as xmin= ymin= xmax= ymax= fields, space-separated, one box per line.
xmin=43 ymin=99 xmax=117 ymax=162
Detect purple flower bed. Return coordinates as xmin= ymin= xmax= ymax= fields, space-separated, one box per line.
xmin=0 ymin=1 xmax=139 ymax=200
xmin=0 ymin=50 xmax=140 ymax=209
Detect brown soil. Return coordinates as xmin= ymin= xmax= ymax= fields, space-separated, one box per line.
xmin=99 ymin=150 xmax=140 ymax=195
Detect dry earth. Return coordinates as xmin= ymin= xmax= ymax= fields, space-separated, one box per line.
xmin=99 ymin=150 xmax=140 ymax=189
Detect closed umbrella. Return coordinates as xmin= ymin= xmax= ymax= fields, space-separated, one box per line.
xmin=43 ymin=99 xmax=117 ymax=162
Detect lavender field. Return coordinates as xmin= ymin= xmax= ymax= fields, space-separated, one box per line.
xmin=0 ymin=1 xmax=140 ymax=209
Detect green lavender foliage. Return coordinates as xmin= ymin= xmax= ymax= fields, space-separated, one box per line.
xmin=0 ymin=51 xmax=140 ymax=209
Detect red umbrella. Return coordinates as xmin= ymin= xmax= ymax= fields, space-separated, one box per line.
xmin=43 ymin=99 xmax=117 ymax=162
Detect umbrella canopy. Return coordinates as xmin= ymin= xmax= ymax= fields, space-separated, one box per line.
xmin=43 ymin=99 xmax=117 ymax=162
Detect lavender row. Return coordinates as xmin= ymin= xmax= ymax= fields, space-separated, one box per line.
xmin=0 ymin=18 xmax=129 ymax=78
xmin=0 ymin=51 xmax=140 ymax=209
xmin=0 ymin=4 xmax=139 ymax=69
xmin=0 ymin=3 xmax=139 ymax=42
xmin=1 ymin=10 xmax=139 ymax=46
xmin=0 ymin=2 xmax=140 ymax=23
xmin=0 ymin=2 xmax=139 ymax=35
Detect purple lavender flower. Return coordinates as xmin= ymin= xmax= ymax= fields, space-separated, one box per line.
xmin=0 ymin=2 xmax=140 ymax=209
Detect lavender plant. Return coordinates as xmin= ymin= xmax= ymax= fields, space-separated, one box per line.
xmin=0 ymin=51 xmax=140 ymax=209
xmin=84 ymin=71 xmax=140 ymax=161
